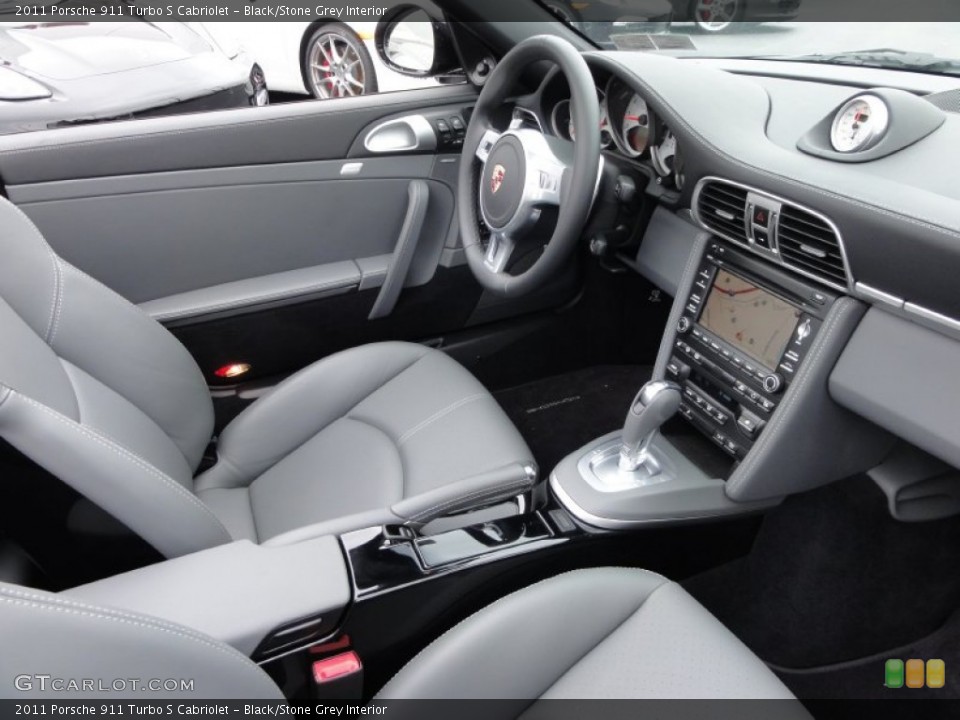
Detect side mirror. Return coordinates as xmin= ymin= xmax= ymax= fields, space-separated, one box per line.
xmin=375 ymin=5 xmax=460 ymax=78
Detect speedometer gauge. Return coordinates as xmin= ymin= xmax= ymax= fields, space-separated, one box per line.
xmin=550 ymin=93 xmax=612 ymax=148
xmin=830 ymin=95 xmax=889 ymax=153
xmin=621 ymin=94 xmax=652 ymax=157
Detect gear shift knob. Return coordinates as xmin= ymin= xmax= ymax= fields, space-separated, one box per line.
xmin=619 ymin=380 xmax=682 ymax=472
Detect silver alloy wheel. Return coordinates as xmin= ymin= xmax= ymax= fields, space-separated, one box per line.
xmin=307 ymin=31 xmax=368 ymax=99
xmin=692 ymin=0 xmax=740 ymax=31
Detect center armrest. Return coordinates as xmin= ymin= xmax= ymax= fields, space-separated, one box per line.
xmin=62 ymin=536 xmax=349 ymax=658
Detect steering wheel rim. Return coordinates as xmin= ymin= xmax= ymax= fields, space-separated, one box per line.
xmin=458 ymin=36 xmax=601 ymax=297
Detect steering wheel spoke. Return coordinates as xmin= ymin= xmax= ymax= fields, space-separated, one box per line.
xmin=476 ymin=129 xmax=502 ymax=163
xmin=483 ymin=232 xmax=518 ymax=274
xmin=527 ymin=149 xmax=566 ymax=207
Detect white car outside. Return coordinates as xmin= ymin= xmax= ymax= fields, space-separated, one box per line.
xmin=202 ymin=22 xmax=437 ymax=99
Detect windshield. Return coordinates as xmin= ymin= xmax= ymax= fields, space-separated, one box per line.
xmin=544 ymin=8 xmax=960 ymax=76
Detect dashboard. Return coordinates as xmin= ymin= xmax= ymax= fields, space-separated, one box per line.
xmin=517 ymin=51 xmax=960 ymax=503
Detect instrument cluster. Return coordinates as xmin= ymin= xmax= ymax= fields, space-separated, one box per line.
xmin=548 ymin=75 xmax=685 ymax=191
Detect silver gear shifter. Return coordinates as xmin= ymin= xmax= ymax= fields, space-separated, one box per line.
xmin=619 ymin=380 xmax=682 ymax=472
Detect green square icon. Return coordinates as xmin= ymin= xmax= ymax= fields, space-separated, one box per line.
xmin=885 ymin=659 xmax=905 ymax=688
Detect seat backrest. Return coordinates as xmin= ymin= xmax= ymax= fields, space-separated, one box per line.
xmin=0 ymin=196 xmax=231 ymax=557
xmin=0 ymin=581 xmax=282 ymax=699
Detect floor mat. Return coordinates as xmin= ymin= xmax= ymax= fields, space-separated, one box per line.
xmin=773 ymin=609 xmax=960 ymax=700
xmin=494 ymin=365 xmax=652 ymax=475
xmin=682 ymin=475 xmax=960 ymax=697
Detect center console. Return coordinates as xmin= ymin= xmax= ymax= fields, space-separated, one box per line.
xmin=550 ymin=218 xmax=893 ymax=528
xmin=665 ymin=241 xmax=837 ymax=460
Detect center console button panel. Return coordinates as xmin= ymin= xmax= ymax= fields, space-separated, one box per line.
xmin=666 ymin=241 xmax=838 ymax=460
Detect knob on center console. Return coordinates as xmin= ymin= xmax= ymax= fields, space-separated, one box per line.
xmin=677 ymin=317 xmax=692 ymax=334
xmin=762 ymin=373 xmax=784 ymax=394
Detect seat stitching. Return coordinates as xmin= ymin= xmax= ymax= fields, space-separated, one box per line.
xmin=45 ymin=255 xmax=64 ymax=344
xmin=377 ymin=568 xmax=669 ymax=695
xmin=0 ymin=594 xmax=272 ymax=687
xmin=10 ymin=391 xmax=231 ymax=538
xmin=0 ymin=385 xmax=11 ymax=410
xmin=3 ymin=198 xmax=63 ymax=343
xmin=340 ymin=415 xmax=407 ymax=497
xmin=223 ymin=351 xmax=430 ymax=485
xmin=229 ymin=349 xmax=426 ymax=432
xmin=397 ymin=393 xmax=487 ymax=446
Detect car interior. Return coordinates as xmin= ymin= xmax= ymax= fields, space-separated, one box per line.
xmin=2 ymin=0 xmax=960 ymax=710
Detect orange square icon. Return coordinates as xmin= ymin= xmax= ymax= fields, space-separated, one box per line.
xmin=905 ymin=659 xmax=925 ymax=688
xmin=926 ymin=659 xmax=946 ymax=689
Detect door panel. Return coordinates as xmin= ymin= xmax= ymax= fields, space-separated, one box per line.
xmin=0 ymin=85 xmax=582 ymax=388
xmin=12 ymin=166 xmax=453 ymax=304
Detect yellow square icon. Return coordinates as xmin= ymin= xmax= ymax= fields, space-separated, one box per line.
xmin=926 ymin=659 xmax=946 ymax=689
xmin=905 ymin=659 xmax=925 ymax=688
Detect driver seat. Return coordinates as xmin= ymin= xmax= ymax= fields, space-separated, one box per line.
xmin=0 ymin=197 xmax=536 ymax=558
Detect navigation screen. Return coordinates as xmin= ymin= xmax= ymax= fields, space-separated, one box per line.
xmin=699 ymin=270 xmax=801 ymax=370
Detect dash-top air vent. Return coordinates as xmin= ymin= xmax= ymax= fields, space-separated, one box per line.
xmin=692 ymin=176 xmax=851 ymax=291
xmin=695 ymin=180 xmax=749 ymax=243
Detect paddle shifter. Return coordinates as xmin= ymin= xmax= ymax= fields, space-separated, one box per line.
xmin=619 ymin=380 xmax=682 ymax=473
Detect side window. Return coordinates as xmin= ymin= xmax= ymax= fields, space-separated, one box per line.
xmin=205 ymin=17 xmax=464 ymax=106
xmin=0 ymin=17 xmax=461 ymax=138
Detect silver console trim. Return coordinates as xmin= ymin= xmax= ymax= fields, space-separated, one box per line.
xmin=854 ymin=282 xmax=904 ymax=310
xmin=854 ymin=282 xmax=960 ymax=343
xmin=904 ymin=302 xmax=960 ymax=336
xmin=549 ymin=472 xmax=646 ymax=530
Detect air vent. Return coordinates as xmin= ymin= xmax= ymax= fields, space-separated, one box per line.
xmin=777 ymin=206 xmax=848 ymax=288
xmin=696 ymin=180 xmax=748 ymax=243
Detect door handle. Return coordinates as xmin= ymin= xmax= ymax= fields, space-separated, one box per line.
xmin=364 ymin=115 xmax=437 ymax=154
xmin=368 ymin=180 xmax=430 ymax=320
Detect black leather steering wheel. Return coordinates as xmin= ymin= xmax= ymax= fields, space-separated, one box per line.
xmin=459 ymin=36 xmax=602 ymax=297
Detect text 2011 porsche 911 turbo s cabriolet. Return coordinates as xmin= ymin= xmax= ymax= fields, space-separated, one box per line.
xmin=1 ymin=1 xmax=959 ymax=714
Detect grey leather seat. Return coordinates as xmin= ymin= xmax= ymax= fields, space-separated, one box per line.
xmin=0 ymin=196 xmax=535 ymax=558
xmin=0 ymin=569 xmax=801 ymax=702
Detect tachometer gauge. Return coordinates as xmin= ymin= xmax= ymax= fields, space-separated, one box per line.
xmin=622 ymin=94 xmax=652 ymax=157
xmin=830 ymin=95 xmax=889 ymax=153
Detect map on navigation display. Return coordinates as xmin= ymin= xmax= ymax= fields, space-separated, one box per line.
xmin=699 ymin=270 xmax=801 ymax=370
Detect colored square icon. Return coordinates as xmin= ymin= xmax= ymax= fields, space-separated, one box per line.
xmin=905 ymin=659 xmax=925 ymax=688
xmin=927 ymin=659 xmax=946 ymax=689
xmin=885 ymin=659 xmax=904 ymax=688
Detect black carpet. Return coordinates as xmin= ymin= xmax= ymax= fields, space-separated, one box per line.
xmin=774 ymin=609 xmax=960 ymax=700
xmin=494 ymin=365 xmax=652 ymax=475
xmin=683 ymin=475 xmax=960 ymax=696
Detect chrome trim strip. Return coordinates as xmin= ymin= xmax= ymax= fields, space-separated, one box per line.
xmin=691 ymin=175 xmax=855 ymax=294
xmin=549 ymin=473 xmax=644 ymax=529
xmin=904 ymin=302 xmax=960 ymax=336
xmin=855 ymin=282 xmax=904 ymax=310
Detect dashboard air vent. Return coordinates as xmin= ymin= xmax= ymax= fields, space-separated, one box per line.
xmin=696 ymin=180 xmax=748 ymax=243
xmin=777 ymin=206 xmax=848 ymax=288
